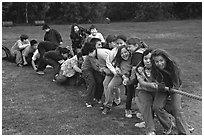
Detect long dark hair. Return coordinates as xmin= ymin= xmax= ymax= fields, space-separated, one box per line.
xmin=113 ymin=45 xmax=130 ymax=67
xmin=151 ymin=49 xmax=182 ymax=88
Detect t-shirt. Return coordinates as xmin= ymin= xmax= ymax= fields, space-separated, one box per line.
xmin=32 ymin=49 xmax=40 ymax=61
xmin=87 ymin=32 xmax=105 ymax=43
xmin=22 ymin=45 xmax=36 ymax=57
xmin=61 ymin=55 xmax=78 ymax=77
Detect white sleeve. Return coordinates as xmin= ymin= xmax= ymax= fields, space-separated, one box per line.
xmin=106 ymin=49 xmax=117 ymax=75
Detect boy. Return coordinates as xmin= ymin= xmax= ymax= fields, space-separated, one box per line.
xmin=22 ymin=40 xmax=38 ymax=66
xmin=86 ymin=25 xmax=105 ymax=44
xmin=10 ymin=34 xmax=30 ymax=67
xmin=42 ymin=24 xmax=63 ymax=46
xmin=124 ymin=37 xmax=148 ymax=118
xmin=81 ymin=42 xmax=103 ymax=107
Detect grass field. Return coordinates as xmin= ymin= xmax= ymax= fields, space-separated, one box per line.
xmin=2 ymin=20 xmax=202 ymax=135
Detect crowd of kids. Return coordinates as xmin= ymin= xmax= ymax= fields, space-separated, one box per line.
xmin=2 ymin=23 xmax=194 ymax=135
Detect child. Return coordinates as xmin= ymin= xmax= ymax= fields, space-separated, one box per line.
xmin=55 ymin=52 xmax=85 ymax=85
xmin=124 ymin=37 xmax=148 ymax=118
xmin=102 ymin=45 xmax=132 ymax=115
xmin=103 ymin=34 xmax=117 ymax=50
xmin=22 ymin=40 xmax=38 ymax=66
xmin=10 ymin=34 xmax=30 ymax=67
xmin=90 ymin=38 xmax=103 ymax=48
xmin=86 ymin=25 xmax=105 ymax=44
xmin=150 ymin=49 xmax=191 ymax=135
xmin=43 ymin=47 xmax=71 ymax=81
xmin=102 ymin=35 xmax=127 ymax=114
xmin=36 ymin=41 xmax=59 ymax=74
xmin=42 ymin=24 xmax=63 ymax=46
xmin=81 ymin=42 xmax=103 ymax=108
xmin=70 ymin=23 xmax=90 ymax=55
xmin=133 ymin=49 xmax=157 ymax=135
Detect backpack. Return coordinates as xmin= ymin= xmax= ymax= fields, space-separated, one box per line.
xmin=2 ymin=45 xmax=15 ymax=62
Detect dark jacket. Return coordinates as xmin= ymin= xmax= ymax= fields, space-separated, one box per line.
xmin=44 ymin=29 xmax=63 ymax=45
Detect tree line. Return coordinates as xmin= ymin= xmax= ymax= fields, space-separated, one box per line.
xmin=2 ymin=2 xmax=202 ymax=24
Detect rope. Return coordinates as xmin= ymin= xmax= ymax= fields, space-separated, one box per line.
xmin=165 ymin=87 xmax=202 ymax=101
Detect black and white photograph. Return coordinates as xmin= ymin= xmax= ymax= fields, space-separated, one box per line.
xmin=2 ymin=2 xmax=202 ymax=135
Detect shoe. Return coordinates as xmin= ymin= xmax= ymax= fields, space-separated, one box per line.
xmin=188 ymin=124 xmax=194 ymax=133
xmin=85 ymin=103 xmax=92 ymax=108
xmin=46 ymin=65 xmax=53 ymax=69
xmin=147 ymin=131 xmax=156 ymax=135
xmin=17 ymin=64 xmax=23 ymax=67
xmin=100 ymin=104 xmax=105 ymax=110
xmin=102 ymin=106 xmax=111 ymax=115
xmin=36 ymin=71 xmax=45 ymax=75
xmin=163 ymin=124 xmax=173 ymax=135
xmin=136 ymin=112 xmax=143 ymax=121
xmin=135 ymin=121 xmax=145 ymax=128
xmin=113 ymin=98 xmax=121 ymax=106
xmin=125 ymin=109 xmax=132 ymax=118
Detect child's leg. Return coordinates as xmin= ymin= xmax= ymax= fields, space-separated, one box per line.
xmin=138 ymin=90 xmax=155 ymax=133
xmin=12 ymin=50 xmax=23 ymax=65
xmin=43 ymin=57 xmax=60 ymax=78
xmin=125 ymin=84 xmax=135 ymax=110
xmin=82 ymin=71 xmax=96 ymax=105
xmin=93 ymin=70 xmax=105 ymax=101
xmin=169 ymin=93 xmax=190 ymax=135
xmin=103 ymin=75 xmax=113 ymax=106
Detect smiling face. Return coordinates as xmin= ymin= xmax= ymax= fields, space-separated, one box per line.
xmin=74 ymin=26 xmax=79 ymax=32
xmin=95 ymin=41 xmax=102 ymax=48
xmin=143 ymin=53 xmax=152 ymax=68
xmin=116 ymin=39 xmax=126 ymax=47
xmin=127 ymin=44 xmax=138 ymax=53
xmin=153 ymin=55 xmax=166 ymax=70
xmin=120 ymin=47 xmax=130 ymax=61
xmin=90 ymin=28 xmax=97 ymax=36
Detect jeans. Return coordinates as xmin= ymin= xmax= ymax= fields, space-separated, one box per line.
xmin=125 ymin=84 xmax=136 ymax=110
xmin=82 ymin=70 xmax=96 ymax=105
xmin=93 ymin=70 xmax=105 ymax=101
xmin=11 ymin=50 xmax=23 ymax=65
xmin=103 ymin=75 xmax=122 ymax=107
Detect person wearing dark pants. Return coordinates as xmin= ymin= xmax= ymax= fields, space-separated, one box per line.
xmin=36 ymin=41 xmax=59 ymax=74
xmin=43 ymin=47 xmax=70 ymax=81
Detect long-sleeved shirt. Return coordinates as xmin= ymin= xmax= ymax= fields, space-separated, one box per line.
xmin=44 ymin=29 xmax=63 ymax=45
xmin=106 ymin=47 xmax=118 ymax=75
xmin=81 ymin=56 xmax=100 ymax=72
xmin=11 ymin=39 xmax=30 ymax=52
xmin=96 ymin=48 xmax=111 ymax=67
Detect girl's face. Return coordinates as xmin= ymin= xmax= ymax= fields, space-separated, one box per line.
xmin=120 ymin=48 xmax=130 ymax=61
xmin=95 ymin=41 xmax=102 ymax=48
xmin=90 ymin=28 xmax=97 ymax=36
xmin=116 ymin=39 xmax=126 ymax=47
xmin=74 ymin=26 xmax=79 ymax=32
xmin=153 ymin=55 xmax=166 ymax=70
xmin=143 ymin=53 xmax=152 ymax=68
xmin=127 ymin=44 xmax=138 ymax=53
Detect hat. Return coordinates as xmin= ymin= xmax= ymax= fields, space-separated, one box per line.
xmin=116 ymin=35 xmax=127 ymax=42
xmin=20 ymin=34 xmax=29 ymax=40
xmin=42 ymin=24 xmax=50 ymax=30
xmin=106 ymin=35 xmax=117 ymax=43
xmin=127 ymin=37 xmax=141 ymax=45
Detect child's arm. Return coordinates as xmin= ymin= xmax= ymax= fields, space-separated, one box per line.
xmin=18 ymin=40 xmax=30 ymax=49
xmin=31 ymin=59 xmax=37 ymax=71
xmin=106 ymin=49 xmax=117 ymax=75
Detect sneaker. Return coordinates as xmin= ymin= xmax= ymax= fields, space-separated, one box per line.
xmin=163 ymin=124 xmax=173 ymax=135
xmin=113 ymin=98 xmax=121 ymax=106
xmin=102 ymin=106 xmax=111 ymax=115
xmin=17 ymin=64 xmax=23 ymax=67
xmin=100 ymin=104 xmax=105 ymax=110
xmin=188 ymin=124 xmax=194 ymax=133
xmin=132 ymin=111 xmax=143 ymax=120
xmin=135 ymin=121 xmax=146 ymax=128
xmin=46 ymin=65 xmax=53 ymax=69
xmin=36 ymin=71 xmax=45 ymax=75
xmin=147 ymin=131 xmax=156 ymax=135
xmin=85 ymin=103 xmax=93 ymax=108
xmin=125 ymin=109 xmax=132 ymax=118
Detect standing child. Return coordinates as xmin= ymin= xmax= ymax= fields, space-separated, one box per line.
xmin=81 ymin=42 xmax=103 ymax=107
xmin=10 ymin=34 xmax=30 ymax=67
xmin=86 ymin=25 xmax=105 ymax=44
xmin=42 ymin=24 xmax=63 ymax=46
xmin=103 ymin=34 xmax=117 ymax=50
xmin=70 ymin=23 xmax=90 ymax=55
xmin=150 ymin=49 xmax=191 ymax=135
xmin=124 ymin=37 xmax=148 ymax=118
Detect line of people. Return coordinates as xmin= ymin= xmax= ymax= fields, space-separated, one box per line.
xmin=2 ymin=23 xmax=194 ymax=135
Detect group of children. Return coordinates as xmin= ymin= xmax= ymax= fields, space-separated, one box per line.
xmin=2 ymin=24 xmax=194 ymax=135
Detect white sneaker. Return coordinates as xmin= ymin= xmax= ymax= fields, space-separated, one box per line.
xmin=147 ymin=131 xmax=156 ymax=135
xmin=46 ymin=65 xmax=53 ymax=69
xmin=125 ymin=110 xmax=132 ymax=118
xmin=134 ymin=121 xmax=145 ymax=128
xmin=36 ymin=71 xmax=45 ymax=75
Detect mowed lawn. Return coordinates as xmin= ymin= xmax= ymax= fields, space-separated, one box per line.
xmin=2 ymin=20 xmax=202 ymax=135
